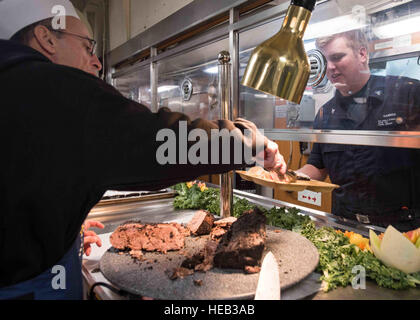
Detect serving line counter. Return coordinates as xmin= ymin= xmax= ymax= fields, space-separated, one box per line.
xmin=82 ymin=186 xmax=420 ymax=300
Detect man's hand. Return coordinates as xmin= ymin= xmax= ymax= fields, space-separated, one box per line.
xmin=232 ymin=118 xmax=286 ymax=173
xmin=296 ymin=164 xmax=328 ymax=181
xmin=83 ymin=220 xmax=105 ymax=256
xmin=256 ymin=140 xmax=287 ymax=175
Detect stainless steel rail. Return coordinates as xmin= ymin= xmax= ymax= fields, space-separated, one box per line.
xmin=231 ymin=188 xmax=386 ymax=236
xmin=218 ymin=51 xmax=234 ymax=218
xmin=210 ymin=183 xmax=387 ymax=236
xmin=264 ymin=129 xmax=420 ymax=149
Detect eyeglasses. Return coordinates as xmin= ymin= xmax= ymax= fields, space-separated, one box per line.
xmin=48 ymin=28 xmax=97 ymax=56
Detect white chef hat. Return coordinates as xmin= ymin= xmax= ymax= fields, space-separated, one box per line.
xmin=0 ymin=0 xmax=80 ymax=40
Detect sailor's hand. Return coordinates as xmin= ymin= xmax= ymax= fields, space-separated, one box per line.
xmin=83 ymin=220 xmax=105 ymax=256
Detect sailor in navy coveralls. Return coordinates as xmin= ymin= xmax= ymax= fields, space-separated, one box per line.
xmin=298 ymin=30 xmax=420 ymax=231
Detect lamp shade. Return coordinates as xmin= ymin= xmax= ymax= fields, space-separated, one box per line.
xmin=241 ymin=1 xmax=316 ymax=104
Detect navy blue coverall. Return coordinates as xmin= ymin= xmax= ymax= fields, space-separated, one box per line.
xmin=307 ymin=75 xmax=420 ymax=231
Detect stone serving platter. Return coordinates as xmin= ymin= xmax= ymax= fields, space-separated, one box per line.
xmin=100 ymin=226 xmax=319 ymax=300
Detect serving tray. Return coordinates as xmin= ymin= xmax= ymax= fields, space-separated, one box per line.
xmin=100 ymin=226 xmax=319 ymax=300
xmin=236 ymin=170 xmax=339 ymax=193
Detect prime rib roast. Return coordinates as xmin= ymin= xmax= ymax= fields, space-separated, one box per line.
xmin=110 ymin=222 xmax=189 ymax=253
xmin=109 ymin=207 xmax=267 ymax=276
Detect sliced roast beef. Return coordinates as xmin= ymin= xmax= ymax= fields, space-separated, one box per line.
xmin=213 ymin=207 xmax=266 ymax=270
xmin=213 ymin=216 xmax=237 ymax=226
xmin=187 ymin=210 xmax=215 ymax=235
xmin=109 ymin=222 xmax=144 ymax=250
xmin=210 ymin=216 xmax=237 ymax=240
xmin=110 ymin=222 xmax=187 ymax=253
xmin=181 ymin=239 xmax=218 ymax=272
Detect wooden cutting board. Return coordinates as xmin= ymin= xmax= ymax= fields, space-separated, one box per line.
xmin=236 ymin=170 xmax=339 ymax=192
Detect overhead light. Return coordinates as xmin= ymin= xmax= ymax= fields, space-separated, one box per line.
xmin=373 ymin=15 xmax=420 ymax=39
xmin=241 ymin=0 xmax=317 ymax=104
xmin=204 ymin=66 xmax=218 ymax=74
xmin=303 ymin=14 xmax=367 ymax=40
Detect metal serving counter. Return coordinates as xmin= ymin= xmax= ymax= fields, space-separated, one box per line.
xmin=82 ymin=187 xmax=420 ymax=300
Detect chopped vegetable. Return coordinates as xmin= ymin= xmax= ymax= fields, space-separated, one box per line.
xmin=403 ymin=227 xmax=420 ymax=245
xmin=172 ymin=182 xmax=255 ymax=217
xmin=303 ymin=225 xmax=420 ymax=291
xmin=264 ymin=206 xmax=311 ymax=232
xmin=336 ymin=230 xmax=371 ymax=252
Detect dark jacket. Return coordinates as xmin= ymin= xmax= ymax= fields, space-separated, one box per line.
xmin=0 ymin=40 xmax=263 ymax=287
xmin=307 ymin=75 xmax=420 ymax=223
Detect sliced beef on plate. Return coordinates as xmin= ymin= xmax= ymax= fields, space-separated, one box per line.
xmin=210 ymin=217 xmax=237 ymax=240
xmin=180 ymin=240 xmax=218 ymax=272
xmin=109 ymin=222 xmax=144 ymax=250
xmin=213 ymin=216 xmax=237 ymax=226
xmin=187 ymin=210 xmax=215 ymax=235
xmin=213 ymin=207 xmax=267 ymax=271
xmin=269 ymin=170 xmax=293 ymax=183
xmin=248 ymin=166 xmax=292 ymax=183
xmin=110 ymin=222 xmax=187 ymax=253
xmin=247 ymin=166 xmax=272 ymax=180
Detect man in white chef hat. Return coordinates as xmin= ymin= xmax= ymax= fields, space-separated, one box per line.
xmin=0 ymin=0 xmax=102 ymax=76
xmin=0 ymin=1 xmax=106 ymax=300
xmin=0 ymin=0 xmax=286 ymax=300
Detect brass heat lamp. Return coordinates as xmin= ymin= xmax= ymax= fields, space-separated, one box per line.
xmin=241 ymin=0 xmax=316 ymax=104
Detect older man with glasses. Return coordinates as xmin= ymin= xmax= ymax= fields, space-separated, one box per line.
xmin=8 ymin=12 xmax=102 ymax=77
xmin=0 ymin=0 xmax=286 ymax=300
xmin=48 ymin=28 xmax=97 ymax=56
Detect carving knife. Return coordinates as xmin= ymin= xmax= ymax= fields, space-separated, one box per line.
xmin=254 ymin=251 xmax=281 ymax=300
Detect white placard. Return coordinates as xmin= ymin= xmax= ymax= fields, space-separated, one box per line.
xmin=298 ymin=189 xmax=322 ymax=206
